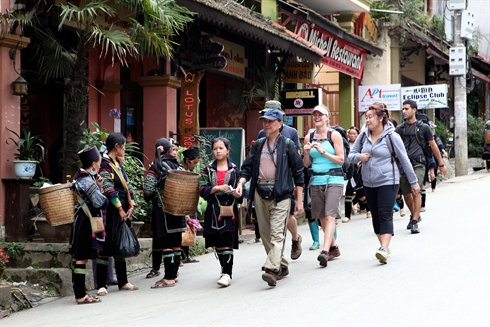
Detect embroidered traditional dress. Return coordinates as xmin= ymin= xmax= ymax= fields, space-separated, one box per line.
xmin=99 ymin=154 xmax=135 ymax=256
xmin=69 ymin=169 xmax=108 ymax=260
xmin=143 ymin=154 xmax=187 ymax=236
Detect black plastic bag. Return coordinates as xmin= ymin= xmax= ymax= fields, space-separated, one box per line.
xmin=114 ymin=220 xmax=140 ymax=258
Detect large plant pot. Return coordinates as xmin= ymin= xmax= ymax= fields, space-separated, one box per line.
xmin=13 ymin=160 xmax=37 ymax=179
xmin=32 ymin=217 xmax=72 ymax=243
xmin=132 ymin=221 xmax=144 ymax=236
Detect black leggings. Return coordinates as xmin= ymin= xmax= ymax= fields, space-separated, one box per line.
xmin=364 ymin=185 xmax=399 ymax=235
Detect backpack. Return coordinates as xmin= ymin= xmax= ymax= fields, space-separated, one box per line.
xmin=322 ymin=126 xmax=355 ymax=180
xmin=399 ymin=115 xmax=433 ymax=167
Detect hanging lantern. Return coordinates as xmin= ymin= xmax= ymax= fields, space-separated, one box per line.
xmin=12 ymin=76 xmax=28 ymax=96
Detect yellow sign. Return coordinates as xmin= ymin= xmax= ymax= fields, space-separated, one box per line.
xmin=212 ymin=37 xmax=248 ymax=78
xmin=283 ymin=62 xmax=314 ymax=83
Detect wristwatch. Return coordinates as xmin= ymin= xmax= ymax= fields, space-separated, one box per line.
xmin=438 ymin=164 xmax=445 ymax=167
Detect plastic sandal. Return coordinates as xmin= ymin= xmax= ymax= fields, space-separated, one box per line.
xmin=150 ymin=279 xmax=175 ymax=288
xmin=119 ymin=283 xmax=139 ymax=291
xmin=97 ymin=287 xmax=108 ymax=296
xmin=77 ymin=294 xmax=101 ymax=304
xmin=146 ymin=269 xmax=161 ymax=279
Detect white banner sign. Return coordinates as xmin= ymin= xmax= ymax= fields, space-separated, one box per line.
xmin=358 ymin=84 xmax=402 ymax=112
xmin=401 ymin=84 xmax=448 ymax=109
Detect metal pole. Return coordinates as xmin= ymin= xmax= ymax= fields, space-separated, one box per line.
xmin=453 ymin=9 xmax=468 ymax=176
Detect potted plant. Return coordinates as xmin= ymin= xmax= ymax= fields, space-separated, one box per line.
xmin=6 ymin=127 xmax=46 ymax=178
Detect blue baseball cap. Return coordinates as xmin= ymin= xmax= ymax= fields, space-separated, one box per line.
xmin=259 ymin=108 xmax=284 ymax=121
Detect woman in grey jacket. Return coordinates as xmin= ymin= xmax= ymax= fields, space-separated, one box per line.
xmin=349 ymin=103 xmax=419 ymax=264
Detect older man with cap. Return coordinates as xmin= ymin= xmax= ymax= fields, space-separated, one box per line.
xmin=236 ymin=108 xmax=304 ymax=287
xmin=257 ymin=100 xmax=303 ymax=260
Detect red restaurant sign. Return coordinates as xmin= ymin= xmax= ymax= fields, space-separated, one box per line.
xmin=295 ymin=20 xmax=366 ymax=79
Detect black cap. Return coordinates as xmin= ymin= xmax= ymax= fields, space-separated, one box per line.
xmin=183 ymin=146 xmax=200 ymax=159
xmin=78 ymin=146 xmax=100 ymax=168
xmin=156 ymin=138 xmax=172 ymax=152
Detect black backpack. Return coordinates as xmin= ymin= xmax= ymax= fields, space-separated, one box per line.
xmin=326 ymin=126 xmax=355 ymax=180
xmin=400 ymin=114 xmax=433 ymax=167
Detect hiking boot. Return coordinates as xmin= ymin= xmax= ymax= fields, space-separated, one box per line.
xmin=406 ymin=215 xmax=422 ymax=229
xmin=217 ymin=274 xmax=231 ymax=287
xmin=411 ymin=220 xmax=420 ymax=234
xmin=262 ymin=269 xmax=278 ymax=287
xmin=277 ymin=266 xmax=289 ymax=279
xmin=342 ymin=217 xmax=351 ymax=223
xmin=375 ymin=247 xmax=388 ymax=264
xmin=400 ymin=208 xmax=406 ymax=217
xmin=328 ymin=246 xmax=341 ymax=260
xmin=317 ymin=251 xmax=329 ymax=267
xmin=291 ymin=234 xmax=302 ymax=260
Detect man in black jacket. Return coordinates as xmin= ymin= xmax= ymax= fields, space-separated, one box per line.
xmin=236 ymin=109 xmax=304 ymax=287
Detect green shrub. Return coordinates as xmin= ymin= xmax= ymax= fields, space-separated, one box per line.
xmin=434 ymin=118 xmax=450 ymax=147
xmin=467 ymin=114 xmax=485 ymax=157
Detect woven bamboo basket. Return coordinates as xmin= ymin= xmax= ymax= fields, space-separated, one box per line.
xmin=164 ymin=170 xmax=200 ymax=216
xmin=39 ymin=183 xmax=75 ymax=226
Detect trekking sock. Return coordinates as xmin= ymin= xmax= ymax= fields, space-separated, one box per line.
xmin=96 ymin=258 xmax=109 ymax=289
xmin=221 ymin=250 xmax=234 ymax=277
xmin=396 ymin=197 xmax=405 ymax=209
xmin=173 ymin=250 xmax=182 ymax=276
xmin=162 ymin=250 xmax=176 ymax=280
xmin=344 ymin=198 xmax=352 ymax=218
xmin=73 ymin=263 xmax=87 ymax=299
xmin=152 ymin=249 xmax=162 ymax=271
xmin=114 ymin=257 xmax=128 ymax=288
xmin=421 ymin=190 xmax=426 ymax=207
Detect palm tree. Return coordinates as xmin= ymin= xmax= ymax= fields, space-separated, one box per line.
xmin=33 ymin=0 xmax=194 ymax=175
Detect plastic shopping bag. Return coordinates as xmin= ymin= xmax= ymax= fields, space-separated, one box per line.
xmin=114 ymin=220 xmax=140 ymax=258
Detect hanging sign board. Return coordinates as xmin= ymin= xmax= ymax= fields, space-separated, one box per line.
xmin=281 ymin=88 xmax=322 ymax=115
xmin=283 ymin=62 xmax=314 ymax=83
xmin=212 ymin=37 xmax=247 ymax=79
xmin=401 ymin=84 xmax=448 ymax=109
xmin=358 ymin=84 xmax=402 ymax=112
xmin=178 ymin=71 xmax=204 ymax=147
xmin=295 ymin=20 xmax=366 ymax=79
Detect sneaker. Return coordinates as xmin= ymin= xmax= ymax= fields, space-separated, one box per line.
xmin=277 ymin=266 xmax=289 ymax=279
xmin=262 ymin=269 xmax=278 ymax=287
xmin=411 ymin=220 xmax=420 ymax=234
xmin=217 ymin=273 xmax=231 ymax=287
xmin=291 ymin=235 xmax=302 ymax=260
xmin=406 ymin=215 xmax=422 ymax=229
xmin=420 ymin=207 xmax=426 ymax=212
xmin=375 ymin=247 xmax=388 ymax=264
xmin=400 ymin=208 xmax=406 ymax=217
xmin=342 ymin=217 xmax=351 ymax=223
xmin=366 ymin=211 xmax=372 ymax=219
xmin=317 ymin=250 xmax=329 ymax=267
xmin=328 ymin=245 xmax=341 ymax=260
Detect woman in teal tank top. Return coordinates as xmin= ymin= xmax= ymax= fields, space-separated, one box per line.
xmin=303 ymin=105 xmax=345 ymax=268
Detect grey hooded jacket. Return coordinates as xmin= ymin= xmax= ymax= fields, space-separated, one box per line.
xmin=348 ymin=123 xmax=418 ymax=188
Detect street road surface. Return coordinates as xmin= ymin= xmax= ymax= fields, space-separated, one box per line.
xmin=3 ymin=171 xmax=489 ymax=326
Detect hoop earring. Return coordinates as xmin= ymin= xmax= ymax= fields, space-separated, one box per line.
xmin=89 ymin=167 xmax=97 ymax=175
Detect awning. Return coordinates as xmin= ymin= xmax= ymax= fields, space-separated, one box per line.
xmin=176 ymin=0 xmax=327 ymax=65
xmin=396 ymin=26 xmax=490 ymax=84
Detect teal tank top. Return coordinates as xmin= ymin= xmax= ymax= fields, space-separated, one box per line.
xmin=310 ymin=141 xmax=344 ymax=186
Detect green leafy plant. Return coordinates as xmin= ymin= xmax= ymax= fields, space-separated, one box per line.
xmin=80 ymin=122 xmax=109 ymax=152
xmin=5 ymin=127 xmax=46 ymax=162
xmin=33 ymin=177 xmax=53 ymax=188
xmin=188 ymin=238 xmax=207 ymax=257
xmin=1 ymin=242 xmax=24 ymax=260
xmin=434 ymin=118 xmax=449 ymax=147
xmin=467 ymin=114 xmax=485 ymax=157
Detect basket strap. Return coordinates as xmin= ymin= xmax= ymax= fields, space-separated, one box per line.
xmin=108 ymin=160 xmax=132 ymax=206
xmin=75 ymin=192 xmax=95 ymax=220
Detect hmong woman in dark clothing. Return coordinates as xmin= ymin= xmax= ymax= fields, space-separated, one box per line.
xmin=199 ymin=137 xmax=243 ymax=287
xmin=143 ymin=137 xmax=187 ymax=288
xmin=69 ymin=146 xmax=108 ymax=304
xmin=97 ymin=133 xmax=138 ymax=296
